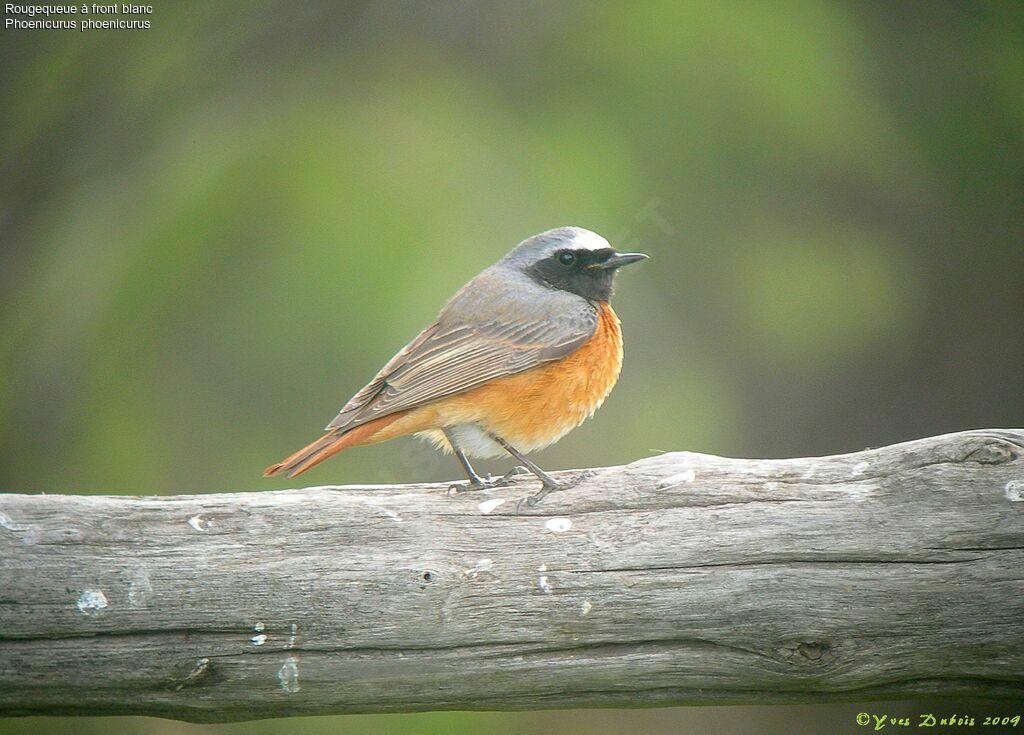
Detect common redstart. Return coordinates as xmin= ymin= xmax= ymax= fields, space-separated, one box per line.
xmin=264 ymin=227 xmax=647 ymax=504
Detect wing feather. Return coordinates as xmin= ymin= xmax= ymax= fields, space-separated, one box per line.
xmin=324 ymin=298 xmax=597 ymax=433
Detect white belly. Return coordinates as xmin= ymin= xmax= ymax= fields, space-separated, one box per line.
xmin=419 ymin=423 xmax=507 ymax=459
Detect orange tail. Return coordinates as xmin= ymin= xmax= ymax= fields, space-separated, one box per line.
xmin=263 ymin=413 xmax=403 ymax=479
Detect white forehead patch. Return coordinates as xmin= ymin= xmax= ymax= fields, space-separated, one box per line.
xmin=568 ymin=228 xmax=612 ymax=251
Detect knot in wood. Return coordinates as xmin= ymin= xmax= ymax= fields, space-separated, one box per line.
xmin=776 ymin=640 xmax=835 ymax=667
xmin=169 ymin=657 xmax=212 ymax=691
xmin=963 ymin=440 xmax=1020 ymax=465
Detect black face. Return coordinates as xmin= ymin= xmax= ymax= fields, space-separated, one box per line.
xmin=527 ymin=247 xmax=622 ymax=301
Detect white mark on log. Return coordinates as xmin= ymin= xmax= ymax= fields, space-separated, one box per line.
xmin=278 ymin=655 xmax=300 ymax=693
xmin=545 ymin=517 xmax=573 ymax=533
xmin=850 ymin=461 xmax=870 ymax=476
xmin=581 ymin=599 xmax=593 ymax=616
xmin=76 ymin=589 xmax=108 ymax=616
xmin=382 ymin=509 xmax=403 ymax=522
xmin=538 ymin=563 xmax=547 ymax=572
xmin=252 ymin=622 xmax=267 ymax=644
xmin=844 ymin=482 xmax=879 ymax=501
xmin=801 ymin=464 xmax=818 ymax=479
xmin=0 ymin=511 xmax=30 ymax=533
xmin=538 ymin=576 xmax=552 ymax=594
xmin=187 ymin=515 xmax=212 ymax=531
xmin=0 ymin=511 xmax=37 ymax=544
xmin=127 ymin=569 xmax=152 ymax=607
xmin=477 ymin=498 xmax=505 ymax=514
xmin=1005 ymin=481 xmax=1024 ymax=502
xmin=463 ymin=558 xmax=494 ymax=578
xmin=658 ymin=469 xmax=696 ymax=488
xmin=287 ymin=623 xmax=298 ymax=648
xmin=762 ymin=481 xmax=779 ymax=492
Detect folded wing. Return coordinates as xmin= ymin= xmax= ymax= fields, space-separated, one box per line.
xmin=325 ymin=298 xmax=598 ymax=434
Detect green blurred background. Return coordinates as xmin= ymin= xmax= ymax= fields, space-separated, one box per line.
xmin=2 ymin=1 xmax=1022 ymax=733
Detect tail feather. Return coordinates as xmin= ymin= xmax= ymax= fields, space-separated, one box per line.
xmin=263 ymin=431 xmax=344 ymax=478
xmin=263 ymin=413 xmax=404 ymax=479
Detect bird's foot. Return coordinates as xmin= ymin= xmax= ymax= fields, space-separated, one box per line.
xmin=514 ymin=479 xmax=570 ymax=511
xmin=498 ymin=465 xmax=530 ymax=482
xmin=514 ymin=470 xmax=594 ymax=510
xmin=449 ymin=480 xmax=484 ymax=494
xmin=448 ymin=467 xmax=529 ymax=494
xmin=522 ymin=481 xmax=561 ymax=507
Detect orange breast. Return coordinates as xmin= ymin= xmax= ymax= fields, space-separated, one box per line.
xmin=365 ymin=302 xmax=624 ymax=452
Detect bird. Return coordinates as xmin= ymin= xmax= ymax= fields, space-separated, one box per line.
xmin=264 ymin=226 xmax=648 ymax=504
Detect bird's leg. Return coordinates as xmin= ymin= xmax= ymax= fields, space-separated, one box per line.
xmin=487 ymin=433 xmax=562 ymax=505
xmin=442 ymin=429 xmax=516 ymax=491
xmin=443 ymin=430 xmax=532 ymax=493
xmin=444 ymin=429 xmax=490 ymax=492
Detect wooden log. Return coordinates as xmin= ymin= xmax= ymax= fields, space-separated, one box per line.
xmin=1 ymin=429 xmax=1022 ymax=722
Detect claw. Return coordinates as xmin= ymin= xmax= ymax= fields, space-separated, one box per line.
xmin=527 ymin=481 xmax=561 ymax=505
xmin=450 ymin=476 xmax=508 ymax=493
xmin=452 ymin=467 xmax=532 ymax=494
xmin=500 ymin=466 xmax=530 ymax=481
xmin=514 ymin=481 xmax=563 ymax=511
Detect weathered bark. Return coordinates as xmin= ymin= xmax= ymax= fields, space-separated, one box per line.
xmin=1 ymin=429 xmax=1022 ymax=722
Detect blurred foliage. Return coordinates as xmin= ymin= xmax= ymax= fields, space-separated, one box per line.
xmin=1 ymin=0 xmax=1022 ymax=732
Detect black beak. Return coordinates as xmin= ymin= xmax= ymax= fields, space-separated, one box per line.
xmin=593 ymin=251 xmax=649 ymax=269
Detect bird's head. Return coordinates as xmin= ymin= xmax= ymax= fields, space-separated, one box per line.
xmin=503 ymin=227 xmax=648 ymax=302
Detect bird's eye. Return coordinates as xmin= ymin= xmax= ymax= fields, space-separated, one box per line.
xmin=557 ymin=251 xmax=576 ymax=266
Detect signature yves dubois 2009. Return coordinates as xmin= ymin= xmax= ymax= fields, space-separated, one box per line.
xmin=857 ymin=712 xmax=1021 ymax=730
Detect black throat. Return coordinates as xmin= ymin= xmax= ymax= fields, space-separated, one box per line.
xmin=526 ymin=247 xmax=618 ymax=301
